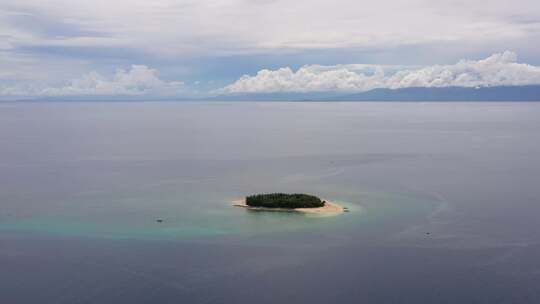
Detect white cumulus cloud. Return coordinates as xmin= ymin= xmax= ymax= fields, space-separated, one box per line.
xmin=221 ymin=51 xmax=540 ymax=93
xmin=1 ymin=65 xmax=184 ymax=97
xmin=43 ymin=65 xmax=184 ymax=96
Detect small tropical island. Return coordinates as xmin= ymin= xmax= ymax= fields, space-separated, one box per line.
xmin=232 ymin=193 xmax=347 ymax=215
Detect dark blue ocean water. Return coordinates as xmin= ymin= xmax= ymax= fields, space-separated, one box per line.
xmin=1 ymin=102 xmax=539 ymax=303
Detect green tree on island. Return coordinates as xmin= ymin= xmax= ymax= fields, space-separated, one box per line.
xmin=246 ymin=193 xmax=325 ymax=208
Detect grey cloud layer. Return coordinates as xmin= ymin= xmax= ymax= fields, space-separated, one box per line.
xmin=222 ymin=52 xmax=540 ymax=93
xmin=2 ymin=0 xmax=539 ymax=56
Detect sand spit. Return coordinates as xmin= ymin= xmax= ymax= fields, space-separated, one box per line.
xmin=232 ymin=198 xmax=346 ymax=215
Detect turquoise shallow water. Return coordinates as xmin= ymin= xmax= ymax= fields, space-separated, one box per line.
xmin=0 ymin=163 xmax=437 ymax=241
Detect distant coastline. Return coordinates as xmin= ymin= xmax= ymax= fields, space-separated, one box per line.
xmin=209 ymin=85 xmax=540 ymax=102
xmin=6 ymin=85 xmax=540 ymax=103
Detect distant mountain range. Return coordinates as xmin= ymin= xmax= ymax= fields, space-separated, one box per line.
xmin=11 ymin=85 xmax=540 ymax=102
xmin=211 ymin=85 xmax=540 ymax=102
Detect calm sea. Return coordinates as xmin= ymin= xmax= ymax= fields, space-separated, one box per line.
xmin=1 ymin=102 xmax=539 ymax=303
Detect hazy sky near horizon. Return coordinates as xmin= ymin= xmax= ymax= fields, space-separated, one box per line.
xmin=1 ymin=0 xmax=540 ymax=97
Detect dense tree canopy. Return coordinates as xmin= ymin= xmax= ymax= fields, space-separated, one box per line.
xmin=246 ymin=193 xmax=325 ymax=209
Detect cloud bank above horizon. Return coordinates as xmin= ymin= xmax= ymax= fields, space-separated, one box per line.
xmin=221 ymin=51 xmax=540 ymax=94
xmin=0 ymin=65 xmax=184 ymax=97
xmin=3 ymin=51 xmax=540 ymax=98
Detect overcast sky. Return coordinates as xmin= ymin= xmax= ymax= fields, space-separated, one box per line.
xmin=1 ymin=0 xmax=540 ymax=98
